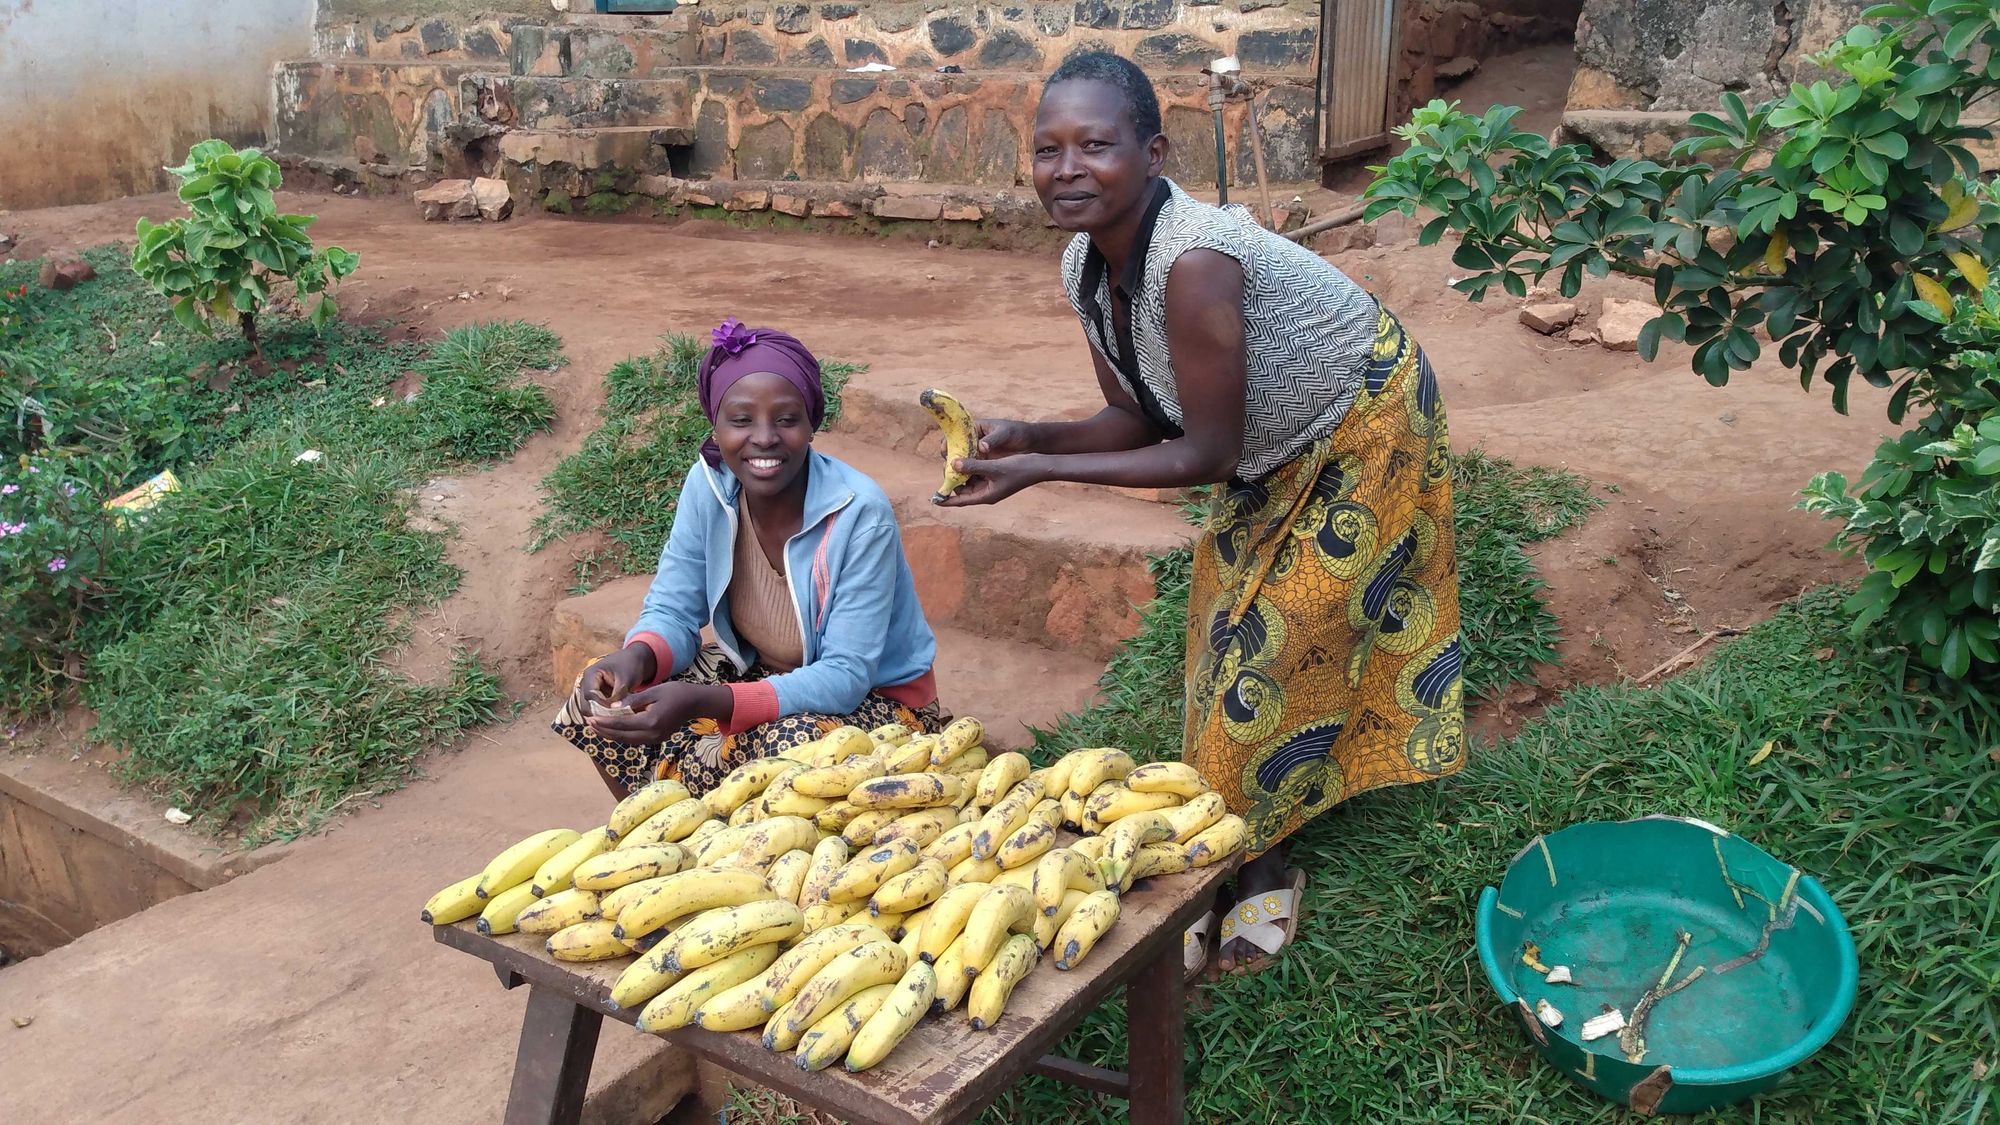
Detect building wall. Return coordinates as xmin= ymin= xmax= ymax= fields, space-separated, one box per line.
xmin=0 ymin=0 xmax=316 ymax=209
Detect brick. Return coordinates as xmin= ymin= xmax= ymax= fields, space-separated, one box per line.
xmin=874 ymin=196 xmax=945 ymax=221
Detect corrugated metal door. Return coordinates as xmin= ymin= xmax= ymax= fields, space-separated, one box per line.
xmin=1317 ymin=0 xmax=1402 ymax=160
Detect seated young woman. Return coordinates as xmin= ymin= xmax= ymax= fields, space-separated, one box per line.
xmin=557 ymin=319 xmax=943 ymax=798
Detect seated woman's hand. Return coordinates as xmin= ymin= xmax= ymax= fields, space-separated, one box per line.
xmin=577 ymin=644 xmax=656 ymax=713
xmin=586 ymin=681 xmax=731 ymax=745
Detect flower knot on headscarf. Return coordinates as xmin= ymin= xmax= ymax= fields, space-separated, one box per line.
xmin=696 ymin=317 xmax=826 ymax=468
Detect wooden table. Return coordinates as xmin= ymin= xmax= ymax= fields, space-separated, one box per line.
xmin=434 ymin=857 xmax=1236 ymax=1125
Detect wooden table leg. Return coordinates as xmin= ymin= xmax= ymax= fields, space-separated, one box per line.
xmin=1123 ymin=943 xmax=1186 ymax=1124
xmin=505 ymin=985 xmax=603 ymax=1125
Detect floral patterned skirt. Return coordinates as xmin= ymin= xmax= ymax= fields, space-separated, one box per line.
xmin=554 ymin=643 xmax=947 ymax=797
xmin=1184 ymin=306 xmax=1466 ymax=858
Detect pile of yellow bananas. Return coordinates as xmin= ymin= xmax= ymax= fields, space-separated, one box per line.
xmin=422 ymin=718 xmax=1245 ymax=1073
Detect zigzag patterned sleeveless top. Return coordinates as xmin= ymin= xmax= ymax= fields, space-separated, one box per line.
xmin=1060 ymin=178 xmax=1380 ymax=481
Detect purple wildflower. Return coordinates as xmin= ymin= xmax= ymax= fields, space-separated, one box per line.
xmin=46 ymin=557 xmax=66 ymax=573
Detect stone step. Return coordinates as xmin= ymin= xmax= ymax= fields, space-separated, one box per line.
xmin=275 ymin=59 xmax=506 ymax=167
xmin=814 ymin=434 xmax=1189 ymax=660
xmin=496 ymin=126 xmax=694 ymax=177
xmin=552 ymin=578 xmax=1110 ymax=749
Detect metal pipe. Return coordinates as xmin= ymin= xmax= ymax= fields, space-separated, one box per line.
xmin=1245 ymin=90 xmax=1276 ymax=229
xmin=1209 ymin=84 xmax=1230 ymax=208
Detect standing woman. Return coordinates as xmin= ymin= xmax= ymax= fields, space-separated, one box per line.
xmin=941 ymin=53 xmax=1465 ymax=975
xmin=559 ymin=320 xmax=945 ymax=798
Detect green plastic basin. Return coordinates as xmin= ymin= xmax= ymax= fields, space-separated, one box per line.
xmin=1475 ymin=815 xmax=1857 ymax=1116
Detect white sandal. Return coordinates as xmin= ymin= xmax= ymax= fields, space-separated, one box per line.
xmin=1183 ymin=909 xmax=1218 ymax=981
xmin=1216 ymin=868 xmax=1306 ymax=975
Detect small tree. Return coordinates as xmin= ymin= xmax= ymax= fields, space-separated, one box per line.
xmin=132 ymin=141 xmax=359 ymax=358
xmin=1362 ymin=0 xmax=2000 ymax=676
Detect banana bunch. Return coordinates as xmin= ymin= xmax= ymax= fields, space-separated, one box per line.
xmin=420 ymin=723 xmax=1247 ymax=1074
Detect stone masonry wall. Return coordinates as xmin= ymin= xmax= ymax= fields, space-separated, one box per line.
xmin=1569 ymin=0 xmax=1860 ymax=113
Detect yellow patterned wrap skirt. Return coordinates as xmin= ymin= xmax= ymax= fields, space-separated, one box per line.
xmin=1185 ymin=306 xmax=1465 ymax=857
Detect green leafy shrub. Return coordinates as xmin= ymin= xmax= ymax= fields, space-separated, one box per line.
xmin=131 ymin=140 xmax=359 ymax=355
xmin=1363 ymin=0 xmax=2000 ymax=673
xmin=1802 ymin=272 xmax=2000 ymax=676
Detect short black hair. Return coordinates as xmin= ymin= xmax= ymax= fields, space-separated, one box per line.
xmin=1043 ymin=51 xmax=1163 ymax=141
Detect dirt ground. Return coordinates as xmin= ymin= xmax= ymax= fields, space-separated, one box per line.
xmin=0 ymin=161 xmax=1890 ymax=720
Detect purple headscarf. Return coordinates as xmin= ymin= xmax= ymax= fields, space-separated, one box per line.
xmin=697 ymin=318 xmax=826 ymax=468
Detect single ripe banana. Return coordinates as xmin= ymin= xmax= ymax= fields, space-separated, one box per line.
xmin=530 ymin=826 xmax=615 ymax=896
xmin=1102 ymin=811 xmax=1177 ymax=893
xmin=694 ymin=823 xmax=762 ymax=867
xmin=476 ymin=829 xmax=582 ymax=899
xmin=1084 ymin=784 xmax=1183 ymax=833
xmin=884 ymin=736 xmax=941 ymax=775
xmin=929 ymin=934 xmax=976 ymax=1013
xmin=421 ymin=874 xmax=486 ymax=925
xmin=869 ymin=723 xmax=914 ymax=747
xmin=1069 ymin=835 xmax=1109 ymax=863
xmin=475 ymin=882 xmax=541 ymax=935
xmin=600 ymin=876 xmax=668 ymax=922
xmin=1185 ymin=814 xmax=1249 ymax=867
xmin=798 ymin=836 xmax=850 ymax=905
xmin=608 ymin=779 xmax=693 ymax=840
xmin=792 ymin=755 xmax=887 ymax=799
xmin=658 ymin=899 xmax=804 ymax=974
xmin=922 ymin=821 xmax=980 ymax=869
xmin=814 ymin=801 xmax=866 ymax=835
xmin=971 ymin=777 xmax=1047 ymax=860
xmin=1033 ymin=888 xmax=1090 ymax=949
xmin=782 ymin=941 xmax=910 ymax=1037
xmin=547 ymin=918 xmax=630 ymax=962
xmin=1033 ymin=848 xmax=1104 ymax=916
xmin=1066 ymin=748 xmax=1136 ymax=800
xmin=764 ymin=995 xmax=807 ymax=1051
xmin=1036 ymin=751 xmax=1082 ymax=800
xmin=824 ymin=838 xmax=923 ymax=904
xmin=841 ymin=809 xmax=901 ymax=849
xmin=780 ymin=737 xmax=827 ymax=766
xmin=967 ymin=933 xmax=1038 ymax=1030
xmin=756 ymin=786 xmax=831 ymax=821
xmin=796 ymin=983 xmax=896 ymax=1072
xmin=959 ymin=884 xmax=1037 ymax=975
xmin=694 ymin=972 xmax=780 ymax=1032
xmin=1130 ymin=842 xmax=1193 ymax=882
xmin=930 ymin=717 xmax=985 ymax=769
xmin=703 ymin=757 xmax=800 ymax=817
xmin=758 ymin=923 xmax=888 ymax=1013
xmin=1059 ymin=787 xmax=1089 ymax=831
xmin=516 ymin=888 xmax=602 ymax=934
xmin=618 ymin=798 xmax=710 ymax=849
xmin=919 ymin=388 xmax=977 ymax=502
xmin=1126 ymin=761 xmax=1209 ymax=799
xmin=1053 ymin=890 xmax=1120 ymax=970
xmin=898 ymin=916 xmax=927 ymax=962
xmin=948 ymin=855 xmax=1003 ymax=886
xmin=608 ymin=940 xmax=684 ymax=1010
xmin=848 ymin=772 xmax=964 ymax=811
xmin=870 ymin=857 xmax=949 ymax=915
xmin=722 ymin=815 xmax=819 ymax=869
xmin=973 ymin=752 xmax=1033 ymax=810
xmin=573 ymin=844 xmax=694 ymax=892
xmin=916 ymin=882 xmax=991 ymax=963
xmin=803 ymin=897 xmax=868 ymax=933
xmin=858 ymin=910 xmax=907 ymax=938
xmin=611 ymin=867 xmax=774 ymax=939
xmin=637 ymin=942 xmax=783 ymax=1033
xmin=991 ymin=865 xmax=1037 ymax=892
xmin=996 ymin=800 xmax=1064 ymax=870
xmin=821 ymin=726 xmax=874 ymax=763
xmin=766 ymin=848 xmax=814 ymax=904
xmin=683 ymin=819 xmax=727 ymax=850
xmin=872 ymin=807 xmax=958 ymax=851
xmin=1164 ymin=791 xmax=1228 ymax=844
xmin=950 ymin=746 xmax=990 ymax=775
xmin=845 ymin=961 xmax=938 ymax=1071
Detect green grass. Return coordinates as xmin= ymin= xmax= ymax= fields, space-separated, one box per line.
xmin=3 ymin=245 xmax=560 ymax=840
xmin=530 ymin=333 xmax=856 ymax=586
xmin=980 ymin=588 xmax=1997 ymax=1124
